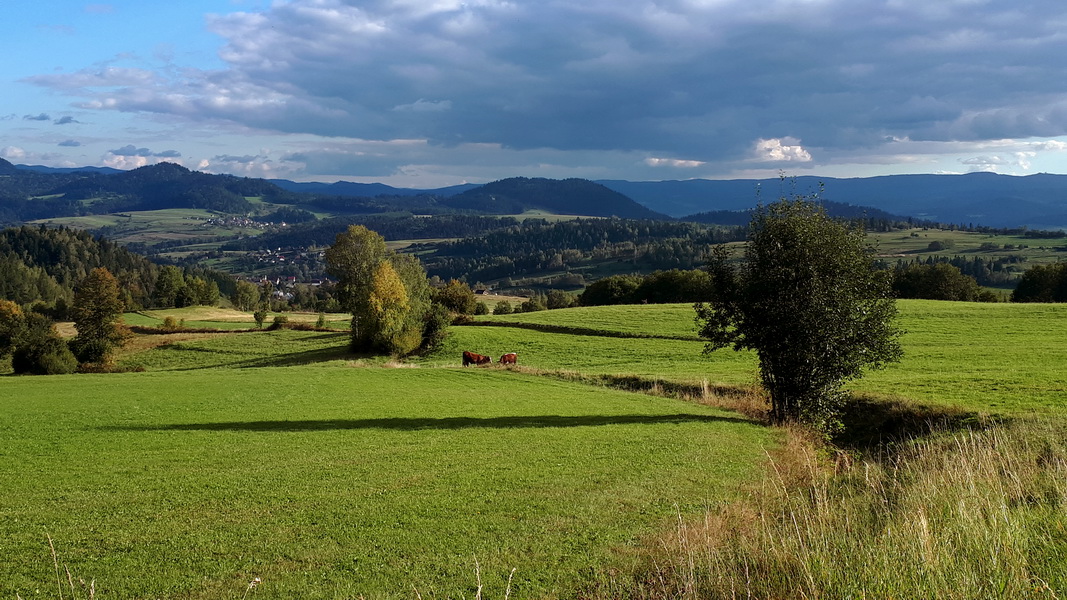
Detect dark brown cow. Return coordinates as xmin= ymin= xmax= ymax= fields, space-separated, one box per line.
xmin=499 ymin=353 xmax=517 ymax=365
xmin=462 ymin=351 xmax=492 ymax=366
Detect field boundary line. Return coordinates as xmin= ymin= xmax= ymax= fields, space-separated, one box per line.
xmin=462 ymin=320 xmax=701 ymax=341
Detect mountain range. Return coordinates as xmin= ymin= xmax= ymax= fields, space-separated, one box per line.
xmin=5 ymin=158 xmax=1067 ymax=229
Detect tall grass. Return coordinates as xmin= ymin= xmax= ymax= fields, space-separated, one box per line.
xmin=597 ymin=419 xmax=1067 ymax=599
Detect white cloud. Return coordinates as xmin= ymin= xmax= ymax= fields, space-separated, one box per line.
xmin=645 ymin=157 xmax=706 ymax=168
xmin=15 ymin=0 xmax=1067 ymax=182
xmin=752 ymin=138 xmax=813 ymax=163
xmin=1 ymin=146 xmax=28 ymax=160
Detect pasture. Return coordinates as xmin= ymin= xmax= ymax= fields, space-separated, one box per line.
xmin=1 ymin=335 xmax=774 ymax=598
xmin=460 ymin=300 xmax=1067 ymax=415
xmin=5 ymin=298 xmax=1067 ymax=597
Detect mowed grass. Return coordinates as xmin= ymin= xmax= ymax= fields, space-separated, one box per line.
xmin=476 ymin=304 xmax=703 ymax=339
xmin=0 ymin=368 xmax=774 ymax=599
xmin=452 ymin=300 xmax=1067 ymax=415
xmin=123 ymin=307 xmax=351 ymax=331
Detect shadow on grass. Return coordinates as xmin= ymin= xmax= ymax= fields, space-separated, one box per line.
xmin=154 ymin=336 xmax=356 ymax=370
xmin=102 ymin=413 xmax=748 ymax=433
xmin=834 ymin=394 xmax=994 ymax=451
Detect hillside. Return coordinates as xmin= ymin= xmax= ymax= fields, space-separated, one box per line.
xmin=683 ymin=199 xmax=910 ymax=227
xmin=441 ymin=177 xmax=672 ymax=219
xmin=0 ymin=225 xmax=160 ymax=307
xmin=601 ymin=173 xmax=1067 ymax=229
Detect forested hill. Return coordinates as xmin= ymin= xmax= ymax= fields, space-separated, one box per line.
xmin=683 ymin=200 xmax=913 ymax=228
xmin=441 ymin=177 xmax=672 ymax=219
xmin=1 ymin=225 xmax=160 ymax=307
xmin=48 ymin=162 xmax=295 ymax=214
xmin=0 ymin=161 xmax=299 ymax=223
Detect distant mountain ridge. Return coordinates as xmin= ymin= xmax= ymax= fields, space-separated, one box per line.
xmin=6 ymin=158 xmax=1067 ymax=228
xmin=599 ymin=173 xmax=1067 ymax=229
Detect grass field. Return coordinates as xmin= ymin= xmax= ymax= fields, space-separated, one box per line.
xmin=454 ymin=300 xmax=1067 ymax=415
xmin=0 ymin=367 xmax=773 ymax=599
xmin=123 ymin=307 xmax=351 ymax=331
xmin=5 ymin=298 xmax=1067 ymax=598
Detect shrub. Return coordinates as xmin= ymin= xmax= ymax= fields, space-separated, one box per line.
xmin=493 ymin=300 xmax=513 ymax=315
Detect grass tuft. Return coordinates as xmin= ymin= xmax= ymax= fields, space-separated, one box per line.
xmin=592 ymin=418 xmax=1067 ymax=599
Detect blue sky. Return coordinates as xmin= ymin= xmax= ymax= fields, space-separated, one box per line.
xmin=4 ymin=0 xmax=1067 ymax=188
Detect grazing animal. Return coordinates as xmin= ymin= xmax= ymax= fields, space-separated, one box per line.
xmin=499 ymin=353 xmax=517 ymax=365
xmin=462 ymin=351 xmax=492 ymax=366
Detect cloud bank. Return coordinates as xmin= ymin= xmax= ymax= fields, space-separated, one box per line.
xmin=19 ymin=0 xmax=1067 ymax=181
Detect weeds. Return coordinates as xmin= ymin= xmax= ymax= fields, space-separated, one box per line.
xmin=594 ymin=418 xmax=1067 ymax=599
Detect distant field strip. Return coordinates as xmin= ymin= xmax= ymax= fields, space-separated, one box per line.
xmin=477 ymin=304 xmax=703 ymax=339
xmin=0 ymin=368 xmax=775 ymax=599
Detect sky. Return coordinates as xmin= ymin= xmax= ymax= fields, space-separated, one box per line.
xmin=4 ymin=0 xmax=1067 ymax=188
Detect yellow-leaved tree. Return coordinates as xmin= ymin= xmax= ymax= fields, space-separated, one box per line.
xmin=367 ymin=260 xmax=418 ymax=355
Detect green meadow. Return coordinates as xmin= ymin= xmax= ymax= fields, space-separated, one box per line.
xmin=1 ymin=330 xmax=773 ymax=598
xmin=3 ymin=299 xmax=1067 ymax=597
xmin=462 ymin=300 xmax=1067 ymax=415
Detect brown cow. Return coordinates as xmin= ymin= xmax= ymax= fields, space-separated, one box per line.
xmin=462 ymin=351 xmax=492 ymax=366
xmin=499 ymin=352 xmax=517 ymax=365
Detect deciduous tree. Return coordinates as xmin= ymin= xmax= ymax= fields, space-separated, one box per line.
xmin=325 ymin=225 xmax=438 ymax=355
xmin=70 ymin=267 xmax=129 ymax=364
xmin=696 ymin=198 xmax=902 ymax=432
xmin=231 ymin=280 xmax=260 ymax=311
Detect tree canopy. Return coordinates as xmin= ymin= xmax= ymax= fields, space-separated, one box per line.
xmin=70 ymin=267 xmax=128 ymax=364
xmin=325 ymin=225 xmax=438 ymax=355
xmin=696 ymin=198 xmax=903 ymax=432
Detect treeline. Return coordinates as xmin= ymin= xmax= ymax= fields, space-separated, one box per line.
xmin=892 ymin=255 xmax=1024 ymax=288
xmin=0 ymin=225 xmax=236 ymax=312
xmin=578 ymin=270 xmax=713 ymax=305
xmin=683 ymin=200 xmax=923 ymax=231
xmin=221 ymin=214 xmax=520 ymax=251
xmin=0 ymin=225 xmax=159 ymax=308
xmin=1012 ymin=263 xmax=1067 ymax=302
xmin=301 ymin=194 xmax=450 ymax=215
xmin=422 ymin=219 xmax=746 ymax=283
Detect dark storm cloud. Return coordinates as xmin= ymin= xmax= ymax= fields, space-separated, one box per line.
xmin=23 ymin=0 xmax=1067 ymax=169
xmin=24 ymin=113 xmax=51 ymax=121
xmin=58 ymin=139 xmax=82 ymax=147
xmin=53 ymin=116 xmax=80 ymax=125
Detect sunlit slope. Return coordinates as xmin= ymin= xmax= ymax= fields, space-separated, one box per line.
xmin=0 ymin=368 xmax=774 ymax=598
xmin=449 ymin=301 xmax=1067 ymax=414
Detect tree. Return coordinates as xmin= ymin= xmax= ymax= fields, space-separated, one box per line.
xmin=696 ymin=198 xmax=903 ymax=432
xmin=70 ymin=267 xmax=128 ymax=364
xmin=580 ymin=275 xmax=642 ymax=306
xmin=493 ymin=300 xmax=513 ymax=315
xmin=11 ymin=312 xmax=77 ymax=375
xmin=432 ymin=279 xmax=477 ymax=314
xmin=325 ymin=225 xmax=438 ymax=355
xmin=892 ymin=263 xmax=984 ymax=301
xmin=545 ymin=289 xmax=578 ymax=309
xmin=1011 ymin=263 xmax=1067 ymax=302
xmin=367 ymin=261 xmax=417 ymax=354
xmin=633 ymin=269 xmax=713 ymax=304
xmin=153 ymin=265 xmax=186 ymax=308
xmin=325 ymin=225 xmax=389 ymax=349
xmin=232 ymin=280 xmax=260 ymax=311
xmin=0 ymin=299 xmax=24 ymax=358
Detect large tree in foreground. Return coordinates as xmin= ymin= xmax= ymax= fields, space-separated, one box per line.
xmin=696 ymin=198 xmax=902 ymax=432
